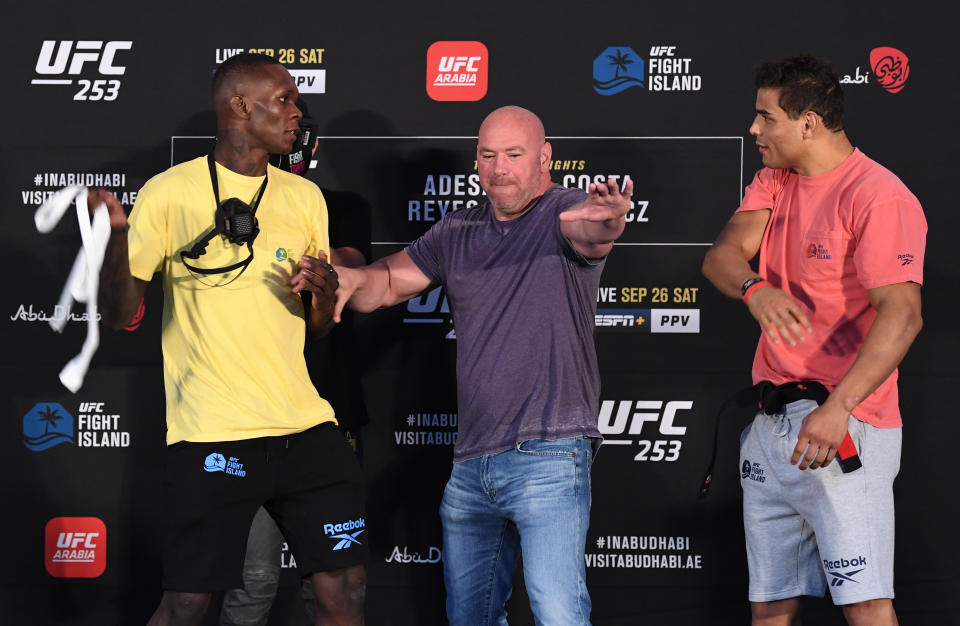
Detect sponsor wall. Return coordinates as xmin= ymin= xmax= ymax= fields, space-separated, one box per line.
xmin=1 ymin=2 xmax=956 ymax=624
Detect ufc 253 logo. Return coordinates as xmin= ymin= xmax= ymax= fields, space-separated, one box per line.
xmin=32 ymin=40 xmax=133 ymax=101
xmin=598 ymin=400 xmax=692 ymax=462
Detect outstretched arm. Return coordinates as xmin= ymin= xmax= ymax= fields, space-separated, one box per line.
xmin=559 ymin=178 xmax=634 ymax=259
xmin=333 ymin=250 xmax=432 ymax=323
xmin=88 ymin=188 xmax=148 ymax=330
xmin=702 ymin=208 xmax=812 ymax=347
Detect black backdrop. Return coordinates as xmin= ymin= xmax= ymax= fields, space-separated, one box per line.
xmin=2 ymin=2 xmax=957 ymax=624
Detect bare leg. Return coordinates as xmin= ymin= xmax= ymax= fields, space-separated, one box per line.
xmin=146 ymin=591 xmax=212 ymax=626
xmin=309 ymin=564 xmax=366 ymax=626
xmin=751 ymin=597 xmax=802 ymax=626
xmin=842 ymin=598 xmax=898 ymax=626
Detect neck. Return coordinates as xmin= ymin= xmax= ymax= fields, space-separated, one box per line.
xmin=214 ymin=128 xmax=268 ymax=176
xmin=795 ymin=132 xmax=855 ymax=177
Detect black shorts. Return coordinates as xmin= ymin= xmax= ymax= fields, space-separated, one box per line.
xmin=161 ymin=422 xmax=367 ymax=592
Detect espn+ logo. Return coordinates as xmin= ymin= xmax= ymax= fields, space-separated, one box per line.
xmin=598 ymin=400 xmax=691 ymax=462
xmin=32 ymin=40 xmax=133 ymax=101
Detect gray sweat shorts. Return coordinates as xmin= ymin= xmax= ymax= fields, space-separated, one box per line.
xmin=739 ymin=399 xmax=901 ymax=605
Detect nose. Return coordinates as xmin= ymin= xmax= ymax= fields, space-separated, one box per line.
xmin=493 ymin=153 xmax=509 ymax=175
xmin=293 ymin=102 xmax=303 ymax=120
xmin=749 ymin=116 xmax=761 ymax=137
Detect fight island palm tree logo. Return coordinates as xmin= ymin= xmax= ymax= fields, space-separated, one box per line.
xmin=593 ymin=46 xmax=645 ymax=95
xmin=23 ymin=402 xmax=75 ymax=450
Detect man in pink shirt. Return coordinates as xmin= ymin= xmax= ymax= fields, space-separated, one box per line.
xmin=703 ymin=55 xmax=925 ymax=625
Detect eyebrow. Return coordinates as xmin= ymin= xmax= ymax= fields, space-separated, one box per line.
xmin=756 ymin=108 xmax=772 ymax=116
xmin=478 ymin=145 xmax=526 ymax=153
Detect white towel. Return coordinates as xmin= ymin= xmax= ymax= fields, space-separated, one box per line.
xmin=34 ymin=186 xmax=111 ymax=393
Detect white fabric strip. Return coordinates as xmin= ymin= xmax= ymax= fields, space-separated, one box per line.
xmin=34 ymin=185 xmax=111 ymax=392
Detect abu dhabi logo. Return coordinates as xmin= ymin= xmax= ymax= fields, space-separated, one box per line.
xmin=23 ymin=402 xmax=75 ymax=451
xmin=869 ymin=47 xmax=909 ymax=94
xmin=593 ymin=46 xmax=644 ymax=95
xmin=324 ymin=518 xmax=366 ymax=551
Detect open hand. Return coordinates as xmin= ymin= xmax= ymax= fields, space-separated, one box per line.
xmin=559 ymin=178 xmax=634 ymax=223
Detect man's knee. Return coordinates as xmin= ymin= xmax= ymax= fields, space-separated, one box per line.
xmin=842 ymin=598 xmax=897 ymax=626
xmin=153 ymin=591 xmax=212 ymax=626
xmin=311 ymin=565 xmax=366 ymax=617
xmin=750 ymin=597 xmax=801 ymax=625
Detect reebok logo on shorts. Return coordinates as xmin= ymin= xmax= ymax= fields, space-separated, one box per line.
xmin=824 ymin=555 xmax=867 ymax=586
xmin=202 ymin=452 xmax=247 ymax=477
xmin=324 ymin=517 xmax=365 ymax=550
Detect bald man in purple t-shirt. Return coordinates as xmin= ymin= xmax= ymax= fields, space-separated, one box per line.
xmin=334 ymin=106 xmax=632 ymax=625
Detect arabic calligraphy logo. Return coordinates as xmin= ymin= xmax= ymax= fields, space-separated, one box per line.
xmin=869 ymin=47 xmax=910 ymax=94
xmin=384 ymin=545 xmax=443 ymax=564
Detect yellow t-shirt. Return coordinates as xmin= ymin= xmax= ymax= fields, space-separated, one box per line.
xmin=128 ymin=156 xmax=335 ymax=444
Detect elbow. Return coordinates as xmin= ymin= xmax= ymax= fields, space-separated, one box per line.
xmin=701 ymin=247 xmax=718 ymax=282
xmin=104 ymin=311 xmax=133 ymax=332
xmin=907 ymin=310 xmax=923 ymax=342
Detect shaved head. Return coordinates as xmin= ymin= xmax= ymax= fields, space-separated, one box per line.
xmin=210 ymin=52 xmax=302 ymax=175
xmin=212 ymin=52 xmax=285 ymax=122
xmin=476 ymin=106 xmax=552 ymax=219
xmin=479 ymin=106 xmax=546 ymax=146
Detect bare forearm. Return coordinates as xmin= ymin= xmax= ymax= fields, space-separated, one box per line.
xmin=342 ymin=261 xmax=396 ymax=312
xmin=563 ymin=217 xmax=625 ymax=259
xmin=305 ymin=305 xmax=335 ymax=338
xmin=98 ymin=231 xmax=145 ymax=330
xmin=702 ymin=244 xmax=760 ymax=299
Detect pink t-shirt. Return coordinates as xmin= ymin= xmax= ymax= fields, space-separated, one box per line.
xmin=736 ymin=149 xmax=926 ymax=427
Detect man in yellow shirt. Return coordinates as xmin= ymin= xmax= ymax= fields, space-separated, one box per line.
xmin=91 ymin=52 xmax=366 ymax=626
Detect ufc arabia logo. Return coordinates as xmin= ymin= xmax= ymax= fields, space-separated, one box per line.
xmin=32 ymin=40 xmax=133 ymax=101
xmin=426 ymin=41 xmax=488 ymax=101
xmin=45 ymin=516 xmax=107 ymax=578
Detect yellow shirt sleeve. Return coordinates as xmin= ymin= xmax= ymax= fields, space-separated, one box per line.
xmin=127 ymin=175 xmax=169 ymax=281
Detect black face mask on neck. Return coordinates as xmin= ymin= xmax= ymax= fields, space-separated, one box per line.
xmin=179 ymin=153 xmax=265 ymax=284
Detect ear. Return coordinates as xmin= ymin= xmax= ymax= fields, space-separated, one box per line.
xmin=801 ymin=110 xmax=821 ymax=139
xmin=230 ymin=95 xmax=250 ymax=120
xmin=540 ymin=141 xmax=553 ymax=171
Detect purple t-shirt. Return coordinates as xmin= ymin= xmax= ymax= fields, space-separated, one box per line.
xmin=406 ymin=184 xmax=604 ymax=461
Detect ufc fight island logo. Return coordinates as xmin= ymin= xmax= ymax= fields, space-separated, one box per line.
xmin=426 ymin=41 xmax=488 ymax=101
xmin=45 ymin=517 xmax=107 ymax=578
xmin=32 ymin=40 xmax=133 ymax=101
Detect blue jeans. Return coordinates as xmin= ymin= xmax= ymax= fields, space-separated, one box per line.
xmin=439 ymin=436 xmax=594 ymax=626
